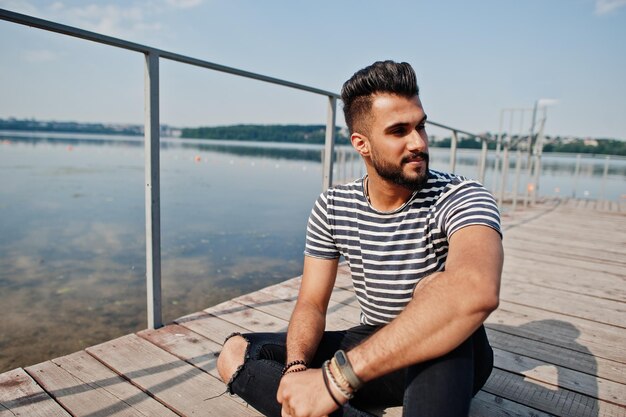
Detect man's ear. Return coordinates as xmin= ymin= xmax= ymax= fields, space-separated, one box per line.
xmin=351 ymin=132 xmax=370 ymax=157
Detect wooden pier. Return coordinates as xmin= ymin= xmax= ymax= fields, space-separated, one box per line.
xmin=1 ymin=199 xmax=625 ymax=417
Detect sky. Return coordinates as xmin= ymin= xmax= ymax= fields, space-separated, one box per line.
xmin=0 ymin=0 xmax=625 ymax=140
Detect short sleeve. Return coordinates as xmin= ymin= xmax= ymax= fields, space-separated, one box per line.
xmin=304 ymin=192 xmax=341 ymax=259
xmin=438 ymin=181 xmax=502 ymax=239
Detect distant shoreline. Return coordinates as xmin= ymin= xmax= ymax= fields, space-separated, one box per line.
xmin=2 ymin=129 xmax=626 ymax=160
xmin=1 ymin=118 xmax=625 ymax=156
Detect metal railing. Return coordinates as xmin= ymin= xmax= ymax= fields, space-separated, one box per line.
xmin=1 ymin=8 xmax=496 ymax=329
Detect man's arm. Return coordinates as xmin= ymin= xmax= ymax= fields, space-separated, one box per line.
xmin=347 ymin=224 xmax=503 ymax=381
xmin=285 ymin=255 xmax=339 ymax=365
xmin=277 ymin=225 xmax=502 ymax=417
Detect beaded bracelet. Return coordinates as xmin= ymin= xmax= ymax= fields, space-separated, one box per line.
xmin=283 ymin=366 xmax=307 ymax=375
xmin=281 ymin=360 xmax=307 ymax=376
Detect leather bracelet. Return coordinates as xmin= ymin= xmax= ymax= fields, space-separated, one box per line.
xmin=281 ymin=360 xmax=307 ymax=376
xmin=329 ymin=357 xmax=352 ymax=394
xmin=322 ymin=361 xmax=343 ymax=408
xmin=324 ymin=360 xmax=353 ymax=400
xmin=333 ymin=350 xmax=364 ymax=391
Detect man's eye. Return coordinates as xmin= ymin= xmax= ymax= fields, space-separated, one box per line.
xmin=416 ymin=124 xmax=426 ymax=131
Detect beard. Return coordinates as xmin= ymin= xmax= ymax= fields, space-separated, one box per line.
xmin=370 ymin=151 xmax=430 ymax=191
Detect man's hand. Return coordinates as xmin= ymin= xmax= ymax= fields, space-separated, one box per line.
xmin=276 ymin=368 xmax=341 ymax=417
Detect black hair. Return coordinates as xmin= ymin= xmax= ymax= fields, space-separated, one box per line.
xmin=341 ymin=60 xmax=419 ymax=134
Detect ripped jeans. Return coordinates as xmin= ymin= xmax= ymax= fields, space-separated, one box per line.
xmin=224 ymin=325 xmax=493 ymax=417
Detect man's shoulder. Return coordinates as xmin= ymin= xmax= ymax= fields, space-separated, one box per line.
xmin=426 ymin=169 xmax=471 ymax=186
xmin=325 ymin=177 xmax=365 ymax=199
xmin=424 ymin=170 xmax=489 ymax=193
xmin=311 ymin=178 xmax=366 ymax=216
xmin=417 ymin=170 xmax=495 ymax=209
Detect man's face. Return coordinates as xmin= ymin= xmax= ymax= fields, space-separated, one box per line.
xmin=365 ymin=93 xmax=429 ymax=191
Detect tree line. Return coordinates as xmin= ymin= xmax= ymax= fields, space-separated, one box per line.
xmin=2 ymin=118 xmax=624 ymax=156
xmin=181 ymin=124 xmax=351 ymax=145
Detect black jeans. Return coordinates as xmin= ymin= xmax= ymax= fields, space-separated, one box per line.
xmin=225 ymin=325 xmax=493 ymax=417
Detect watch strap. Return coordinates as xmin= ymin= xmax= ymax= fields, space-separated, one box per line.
xmin=333 ymin=350 xmax=364 ymax=391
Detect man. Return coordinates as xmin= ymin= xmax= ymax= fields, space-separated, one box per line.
xmin=217 ymin=60 xmax=503 ymax=417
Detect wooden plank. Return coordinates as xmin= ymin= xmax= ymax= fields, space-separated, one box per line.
xmin=499 ymin=281 xmax=625 ymax=328
xmin=505 ymin=230 xmax=626 ymax=262
xmin=493 ymin=349 xmax=625 ymax=406
xmin=511 ymin=212 xmax=626 ymax=232
xmin=86 ymin=334 xmax=259 ymax=416
xmin=470 ymin=391 xmax=555 ymax=417
xmin=204 ymin=300 xmax=287 ymax=333
xmin=487 ymin=328 xmax=625 ymax=385
xmin=528 ymin=208 xmax=624 ymax=226
xmin=484 ymin=368 xmax=626 ymax=417
xmin=487 ymin=304 xmax=625 ymax=363
xmin=255 ymin=276 xmax=303 ymax=295
xmin=503 ymin=245 xmax=625 ymax=278
xmin=139 ymin=325 xmax=221 ymax=379
xmin=232 ymin=290 xmax=296 ymax=321
xmin=503 ymin=242 xmax=625 ymax=275
xmin=259 ymin=276 xmax=361 ymax=317
xmin=504 ymin=250 xmax=625 ymax=283
xmin=234 ymin=286 xmax=360 ymax=330
xmin=506 ymin=215 xmax=624 ymax=241
xmin=492 ymin=302 xmax=626 ymax=346
xmin=361 ymin=391 xmax=555 ymax=417
xmin=505 ymin=223 xmax=625 ymax=250
xmin=506 ymin=228 xmax=625 ymax=254
xmin=258 ymin=275 xmax=360 ymax=307
xmin=138 ymin=324 xmax=251 ymax=408
xmin=0 ymin=368 xmax=70 ymax=417
xmin=27 ymin=352 xmax=178 ymax=417
xmin=502 ymin=256 xmax=625 ymax=302
xmin=176 ymin=310 xmax=249 ymax=344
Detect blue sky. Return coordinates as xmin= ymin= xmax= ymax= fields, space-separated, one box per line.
xmin=1 ymin=0 xmax=625 ymax=140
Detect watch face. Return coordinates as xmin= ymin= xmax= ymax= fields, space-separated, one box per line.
xmin=336 ymin=351 xmax=347 ymax=366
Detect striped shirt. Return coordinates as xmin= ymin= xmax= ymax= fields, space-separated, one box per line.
xmin=304 ymin=169 xmax=502 ymax=325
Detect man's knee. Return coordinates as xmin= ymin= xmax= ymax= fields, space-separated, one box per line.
xmin=217 ymin=335 xmax=248 ymax=383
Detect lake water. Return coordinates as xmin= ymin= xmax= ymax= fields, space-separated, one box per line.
xmin=1 ymin=132 xmax=624 ymax=372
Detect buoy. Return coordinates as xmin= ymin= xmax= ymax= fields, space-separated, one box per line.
xmin=194 ymin=155 xmax=201 ymax=162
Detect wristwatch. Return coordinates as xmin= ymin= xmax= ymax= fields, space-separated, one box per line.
xmin=333 ymin=350 xmax=364 ymax=391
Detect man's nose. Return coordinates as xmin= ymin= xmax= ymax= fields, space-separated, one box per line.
xmin=406 ymin=129 xmax=427 ymax=152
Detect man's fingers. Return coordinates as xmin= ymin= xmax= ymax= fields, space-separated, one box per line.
xmin=276 ymin=381 xmax=284 ymax=404
xmin=281 ymin=403 xmax=293 ymax=417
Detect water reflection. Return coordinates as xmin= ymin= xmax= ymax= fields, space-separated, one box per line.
xmin=0 ymin=134 xmax=322 ymax=372
xmin=2 ymin=133 xmax=326 ymax=162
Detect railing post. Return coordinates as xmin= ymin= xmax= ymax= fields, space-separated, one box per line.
xmin=601 ymin=156 xmax=610 ymax=201
xmin=512 ymin=149 xmax=522 ymax=212
xmin=449 ymin=130 xmax=458 ymax=173
xmin=478 ymin=138 xmax=488 ymax=184
xmin=531 ymin=124 xmax=545 ymax=205
xmin=572 ymin=154 xmax=581 ymax=198
xmin=144 ymin=50 xmax=162 ymax=329
xmin=498 ymin=141 xmax=510 ymax=208
xmin=491 ymin=110 xmax=505 ymax=192
xmin=322 ymin=96 xmax=337 ymax=190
